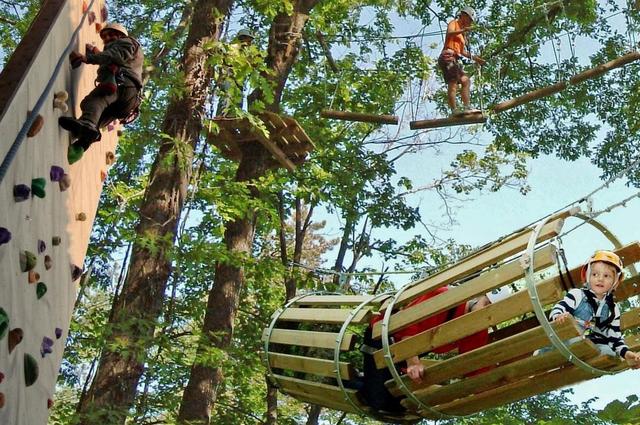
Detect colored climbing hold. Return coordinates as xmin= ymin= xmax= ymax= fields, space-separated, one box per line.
xmin=69 ymin=51 xmax=84 ymax=69
xmin=0 ymin=308 xmax=8 ymax=340
xmin=27 ymin=112 xmax=44 ymax=137
xmin=8 ymin=328 xmax=23 ymax=353
xmin=88 ymin=11 xmax=96 ymax=24
xmin=68 ymin=144 xmax=84 ymax=164
xmin=105 ymin=151 xmax=116 ymax=165
xmin=52 ymin=236 xmax=62 ymax=246
xmin=55 ymin=327 xmax=62 ymax=339
xmin=19 ymin=251 xmax=37 ymax=272
xmin=31 ymin=178 xmax=46 ymax=198
xmin=36 ymin=282 xmax=47 ymax=299
xmin=28 ymin=270 xmax=39 ymax=284
xmin=13 ymin=184 xmax=31 ymax=202
xmin=95 ymin=22 xmax=103 ymax=32
xmin=0 ymin=392 xmax=4 ymax=409
xmin=76 ymin=212 xmax=87 ymax=222
xmin=53 ymin=91 xmax=69 ymax=113
xmin=47 ymin=398 xmax=53 ymax=409
xmin=40 ymin=336 xmax=54 ymax=357
xmin=0 ymin=227 xmax=11 ymax=245
xmin=44 ymin=255 xmax=53 ymax=270
xmin=38 ymin=239 xmax=46 ymax=254
xmin=70 ymin=264 xmax=83 ymax=281
xmin=107 ymin=123 xmax=115 ymax=131
xmin=100 ymin=5 xmax=108 ymax=21
xmin=59 ymin=173 xmax=71 ymax=191
xmin=117 ymin=129 xmax=123 ymax=137
xmin=0 ymin=371 xmax=3 ymax=382
xmin=82 ymin=0 xmax=88 ymax=12
xmin=50 ymin=165 xmax=65 ymax=182
xmin=24 ymin=353 xmax=39 ymax=386
xmin=100 ymin=170 xmax=107 ymax=182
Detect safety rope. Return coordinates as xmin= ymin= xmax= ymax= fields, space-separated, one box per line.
xmin=0 ymin=0 xmax=98 ymax=184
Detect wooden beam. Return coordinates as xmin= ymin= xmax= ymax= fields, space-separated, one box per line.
xmin=381 ymin=318 xmax=582 ymax=391
xmin=293 ymin=295 xmax=387 ymax=306
xmin=379 ymin=212 xmax=571 ymax=313
xmin=278 ymin=307 xmax=372 ymax=325
xmin=253 ymin=129 xmax=297 ymax=171
xmin=406 ymin=339 xmax=600 ymax=406
xmin=492 ymin=51 xmax=640 ymax=113
xmin=373 ymin=245 xmax=556 ymax=341
xmin=409 ymin=111 xmax=486 ymax=130
xmin=320 ymin=109 xmax=399 ymax=125
xmin=621 ymin=306 xmax=640 ymax=331
xmin=268 ymin=352 xmax=356 ymax=380
xmin=263 ymin=328 xmax=355 ymax=351
xmin=284 ymin=389 xmax=363 ymax=414
xmin=273 ymin=373 xmax=360 ymax=401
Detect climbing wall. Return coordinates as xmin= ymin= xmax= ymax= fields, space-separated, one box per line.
xmin=0 ymin=0 xmax=118 ymax=423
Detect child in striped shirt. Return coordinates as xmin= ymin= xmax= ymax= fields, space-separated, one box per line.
xmin=549 ymin=250 xmax=640 ymax=368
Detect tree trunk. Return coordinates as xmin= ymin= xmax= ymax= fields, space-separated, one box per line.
xmin=264 ymin=375 xmax=278 ymax=425
xmin=305 ymin=404 xmax=322 ymax=425
xmin=76 ymin=1 xmax=233 ymax=423
xmin=177 ymin=1 xmax=321 ymax=422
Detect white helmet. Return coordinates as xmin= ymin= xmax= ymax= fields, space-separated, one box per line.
xmin=486 ymin=286 xmax=511 ymax=304
xmin=459 ymin=6 xmax=476 ymax=22
xmin=100 ymin=22 xmax=128 ymax=37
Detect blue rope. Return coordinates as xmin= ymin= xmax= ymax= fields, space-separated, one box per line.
xmin=0 ymin=0 xmax=97 ymax=184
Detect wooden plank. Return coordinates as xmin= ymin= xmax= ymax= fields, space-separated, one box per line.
xmin=409 ymin=111 xmax=486 ymax=130
xmin=278 ymin=307 xmax=372 ymax=325
xmin=253 ymin=129 xmax=297 ymax=171
xmin=263 ymin=328 xmax=354 ymax=351
xmin=373 ymin=245 xmax=556 ymax=340
xmin=381 ymin=318 xmax=582 ymax=393
xmin=621 ymin=306 xmax=640 ymax=331
xmin=439 ymin=348 xmax=630 ymax=416
xmin=321 ymin=109 xmax=399 ymax=125
xmin=273 ymin=374 xmax=360 ymax=401
xmin=293 ymin=295 xmax=388 ymax=306
xmin=268 ymin=352 xmax=356 ymax=379
xmin=406 ymin=339 xmax=600 ymax=406
xmin=283 ymin=388 xmax=363 ymax=414
xmin=492 ymin=51 xmax=640 ymax=114
xmin=380 ymin=212 xmax=571 ymax=312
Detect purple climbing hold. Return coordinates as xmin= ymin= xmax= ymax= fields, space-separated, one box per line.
xmin=55 ymin=327 xmax=63 ymax=339
xmin=50 ymin=166 xmax=65 ymax=182
xmin=13 ymin=184 xmax=30 ymax=202
xmin=38 ymin=240 xmax=46 ymax=254
xmin=0 ymin=228 xmax=10 ymax=245
xmin=107 ymin=123 xmax=115 ymax=131
xmin=70 ymin=264 xmax=83 ymax=281
xmin=40 ymin=337 xmax=54 ymax=358
xmin=100 ymin=5 xmax=108 ymax=21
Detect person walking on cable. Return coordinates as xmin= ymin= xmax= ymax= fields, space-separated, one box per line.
xmin=59 ymin=23 xmax=144 ymax=163
xmin=549 ymin=250 xmax=640 ymax=368
xmin=438 ymin=7 xmax=485 ymax=115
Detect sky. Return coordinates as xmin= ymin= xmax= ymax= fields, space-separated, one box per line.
xmin=315 ymin=0 xmax=640 ymax=413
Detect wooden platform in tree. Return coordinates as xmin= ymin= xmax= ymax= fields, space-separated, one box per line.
xmin=409 ymin=111 xmax=487 ymax=130
xmin=321 ymin=109 xmax=399 ymax=125
xmin=208 ymin=112 xmax=315 ymax=171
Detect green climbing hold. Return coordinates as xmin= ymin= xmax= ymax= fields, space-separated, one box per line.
xmin=0 ymin=308 xmax=8 ymax=340
xmin=19 ymin=251 xmax=37 ymax=272
xmin=67 ymin=144 xmax=84 ymax=165
xmin=31 ymin=178 xmax=46 ymax=198
xmin=36 ymin=282 xmax=47 ymax=299
xmin=24 ymin=353 xmax=39 ymax=387
xmin=52 ymin=236 xmax=62 ymax=246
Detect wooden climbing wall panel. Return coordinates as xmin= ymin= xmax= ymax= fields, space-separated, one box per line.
xmin=209 ymin=111 xmax=315 ymax=171
xmin=0 ymin=0 xmax=116 ymax=423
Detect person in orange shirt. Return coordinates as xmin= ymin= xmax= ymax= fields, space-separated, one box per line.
xmin=438 ymin=7 xmax=486 ymax=114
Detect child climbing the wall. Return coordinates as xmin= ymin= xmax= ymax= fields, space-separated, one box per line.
xmin=59 ymin=23 xmax=144 ymax=164
xmin=548 ymin=250 xmax=640 ymax=368
xmin=439 ymin=7 xmax=486 ymax=115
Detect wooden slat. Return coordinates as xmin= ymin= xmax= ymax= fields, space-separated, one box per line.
xmin=273 ymin=374 xmax=361 ymax=402
xmin=268 ymin=352 xmax=356 ymax=379
xmin=263 ymin=328 xmax=354 ymax=351
xmin=405 ymin=339 xmax=600 ymax=406
xmin=382 ymin=318 xmax=582 ymax=393
xmin=278 ymin=307 xmax=372 ymax=325
xmin=293 ymin=295 xmax=387 ymax=306
xmin=321 ymin=109 xmax=399 ymax=125
xmin=621 ymin=306 xmax=640 ymax=331
xmin=382 ymin=212 xmax=571 ymax=311
xmin=373 ymin=244 xmax=556 ymax=340
xmin=409 ymin=111 xmax=486 ymax=130
xmin=253 ymin=129 xmax=297 ymax=171
xmin=284 ymin=388 xmax=363 ymax=414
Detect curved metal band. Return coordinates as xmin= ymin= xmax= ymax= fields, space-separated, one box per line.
xmin=524 ymin=212 xmax=628 ymax=376
xmin=334 ymin=292 xmax=394 ymax=418
xmin=263 ymin=291 xmax=339 ymax=382
xmin=380 ymin=282 xmax=459 ymax=419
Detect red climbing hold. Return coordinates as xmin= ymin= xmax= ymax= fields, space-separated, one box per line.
xmin=27 ymin=112 xmax=44 ymax=137
xmin=8 ymin=328 xmax=24 ymax=353
xmin=28 ymin=270 xmax=40 ymax=284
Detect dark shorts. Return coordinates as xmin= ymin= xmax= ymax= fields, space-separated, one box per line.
xmin=438 ymin=50 xmax=465 ymax=84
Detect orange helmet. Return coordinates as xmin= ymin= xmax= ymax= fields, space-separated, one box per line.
xmin=581 ymin=250 xmax=624 ymax=288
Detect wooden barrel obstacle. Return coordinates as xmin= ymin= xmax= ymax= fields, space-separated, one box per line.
xmin=262 ymin=207 xmax=640 ymax=421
